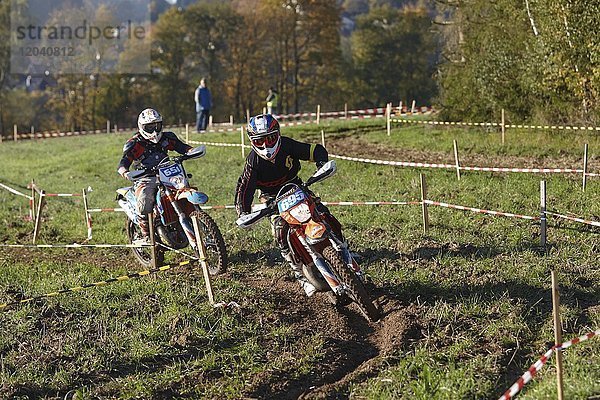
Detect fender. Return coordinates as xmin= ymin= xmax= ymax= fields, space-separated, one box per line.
xmin=176 ymin=189 xmax=208 ymax=204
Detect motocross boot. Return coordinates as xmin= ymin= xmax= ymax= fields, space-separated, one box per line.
xmin=133 ymin=217 xmax=151 ymax=246
xmin=282 ymin=250 xmax=316 ymax=297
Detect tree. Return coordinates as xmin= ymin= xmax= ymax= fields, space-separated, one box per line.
xmin=349 ymin=4 xmax=438 ymax=107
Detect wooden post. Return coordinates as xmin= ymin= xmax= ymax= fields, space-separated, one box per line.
xmin=240 ymin=126 xmax=245 ymax=158
xmin=582 ymin=143 xmax=588 ymax=192
xmin=398 ymin=101 xmax=402 ymax=114
xmin=321 ymin=130 xmax=325 ymax=147
xmin=540 ymin=180 xmax=547 ymax=250
xmin=30 ymin=179 xmax=36 ymax=222
xmin=208 ymin=115 xmax=213 ymax=129
xmin=33 ymin=190 xmax=45 ymax=244
xmin=185 ymin=123 xmax=189 ymax=143
xmin=501 ymin=109 xmax=506 ymax=145
xmin=420 ymin=174 xmax=429 ymax=233
xmin=106 ymin=120 xmax=110 ymax=134
xmin=386 ymin=103 xmax=391 ymax=136
xmin=246 ymin=109 xmax=250 ymax=123
xmin=192 ymin=215 xmax=215 ymax=305
xmin=30 ymin=126 xmax=34 ymax=138
xmin=148 ymin=213 xmax=157 ymax=268
xmin=344 ymin=103 xmax=348 ymax=119
xmin=82 ymin=188 xmax=92 ymax=240
xmin=316 ymin=104 xmax=321 ymax=125
xmin=411 ymin=100 xmax=416 ymax=114
xmin=114 ymin=123 xmax=118 ymax=133
xmin=13 ymin=124 xmax=17 ymax=141
xmin=551 ymin=270 xmax=565 ymax=400
xmin=453 ymin=139 xmax=461 ymax=180
xmin=229 ymin=115 xmax=234 ymax=125
xmin=262 ymin=107 xmax=267 ymax=115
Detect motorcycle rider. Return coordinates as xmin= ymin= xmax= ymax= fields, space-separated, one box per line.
xmin=234 ymin=114 xmax=330 ymax=297
xmin=117 ymin=108 xmax=192 ymax=243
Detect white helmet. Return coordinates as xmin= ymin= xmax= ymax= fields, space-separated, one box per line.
xmin=138 ymin=108 xmax=163 ymax=143
xmin=247 ymin=114 xmax=281 ymax=160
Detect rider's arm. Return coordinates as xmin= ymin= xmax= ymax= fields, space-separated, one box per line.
xmin=287 ymin=137 xmax=328 ymax=166
xmin=117 ymin=138 xmax=136 ymax=179
xmin=235 ymin=156 xmax=258 ymax=216
xmin=163 ymin=131 xmax=193 ymax=154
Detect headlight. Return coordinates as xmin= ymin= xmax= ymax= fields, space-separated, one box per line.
xmin=169 ymin=176 xmax=185 ymax=189
xmin=289 ymin=203 xmax=311 ymax=223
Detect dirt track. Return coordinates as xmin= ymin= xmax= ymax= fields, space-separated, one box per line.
xmin=238 ymin=275 xmax=421 ymax=400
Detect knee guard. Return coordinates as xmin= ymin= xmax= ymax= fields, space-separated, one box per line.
xmin=271 ymin=215 xmax=290 ymax=251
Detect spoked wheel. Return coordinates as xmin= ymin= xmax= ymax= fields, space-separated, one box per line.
xmin=126 ymin=219 xmax=164 ymax=268
xmin=322 ymin=245 xmax=380 ymax=322
xmin=190 ymin=210 xmax=228 ymax=275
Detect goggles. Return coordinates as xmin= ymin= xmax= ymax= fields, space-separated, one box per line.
xmin=251 ymin=133 xmax=278 ymax=148
xmin=143 ymin=121 xmax=163 ymax=133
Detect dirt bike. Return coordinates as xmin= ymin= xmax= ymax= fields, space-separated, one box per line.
xmin=116 ymin=145 xmax=227 ymax=275
xmin=236 ymin=160 xmax=380 ymax=322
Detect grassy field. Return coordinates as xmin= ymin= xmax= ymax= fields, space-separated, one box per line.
xmin=0 ymin=118 xmax=598 ymax=399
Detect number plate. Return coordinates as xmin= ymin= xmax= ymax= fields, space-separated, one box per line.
xmin=160 ymin=164 xmax=183 ymax=177
xmin=278 ymin=189 xmax=306 ymax=213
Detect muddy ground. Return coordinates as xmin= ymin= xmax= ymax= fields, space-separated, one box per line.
xmin=2 ymin=135 xmax=596 ymax=399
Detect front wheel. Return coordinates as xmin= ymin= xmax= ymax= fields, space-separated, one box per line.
xmin=322 ymin=245 xmax=380 ymax=322
xmin=190 ymin=210 xmax=228 ymax=275
xmin=126 ymin=219 xmax=164 ymax=268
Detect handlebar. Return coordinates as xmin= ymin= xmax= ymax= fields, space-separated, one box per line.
xmin=127 ymin=145 xmax=206 ymax=182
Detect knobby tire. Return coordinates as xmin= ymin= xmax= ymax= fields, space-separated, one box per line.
xmin=322 ymin=245 xmax=380 ymax=322
xmin=190 ymin=210 xmax=228 ymax=275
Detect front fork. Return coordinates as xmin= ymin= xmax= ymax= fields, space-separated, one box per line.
xmin=162 ymin=187 xmax=201 ymax=252
xmin=297 ymin=234 xmax=345 ymax=295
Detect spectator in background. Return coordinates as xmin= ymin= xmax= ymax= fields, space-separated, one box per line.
xmin=265 ymin=87 xmax=279 ymax=115
xmin=194 ymin=78 xmax=212 ymax=132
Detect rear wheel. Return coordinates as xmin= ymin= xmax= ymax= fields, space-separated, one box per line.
xmin=126 ymin=219 xmax=164 ymax=268
xmin=190 ymin=210 xmax=228 ymax=275
xmin=322 ymin=245 xmax=380 ymax=322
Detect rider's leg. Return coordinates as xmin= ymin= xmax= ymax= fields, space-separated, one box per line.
xmin=272 ymin=215 xmax=316 ymax=297
xmin=134 ymin=179 xmax=159 ymax=240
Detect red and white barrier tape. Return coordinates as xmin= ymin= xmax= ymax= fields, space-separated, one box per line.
xmin=332 ymin=154 xmax=596 ymax=176
xmin=499 ymin=329 xmax=600 ymax=400
xmin=555 ymin=329 xmax=600 ymax=351
xmin=331 ymin=154 xmax=456 ymax=169
xmin=461 ymin=166 xmax=585 ymax=174
xmin=322 ymin=201 xmax=420 ymax=206
xmin=0 ymin=243 xmax=147 ymax=248
xmin=423 ymin=200 xmax=539 ymax=220
xmin=545 ymin=211 xmax=600 ymax=228
xmin=392 ymin=118 xmax=600 ymax=132
xmin=392 ymin=119 xmax=500 ymax=128
xmin=87 ymin=201 xmax=417 ymax=214
xmin=498 ymin=348 xmax=555 ymax=400
xmin=0 ymin=182 xmax=33 ymax=200
xmin=42 ymin=193 xmax=82 ymax=197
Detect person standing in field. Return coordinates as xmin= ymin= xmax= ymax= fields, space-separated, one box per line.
xmin=194 ymin=78 xmax=212 ymax=132
xmin=265 ymin=87 xmax=279 ymax=115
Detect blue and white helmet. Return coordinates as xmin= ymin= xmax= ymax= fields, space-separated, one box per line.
xmin=138 ymin=108 xmax=163 ymax=143
xmin=247 ymin=114 xmax=281 ymax=160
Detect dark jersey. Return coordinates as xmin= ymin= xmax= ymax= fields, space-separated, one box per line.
xmin=117 ymin=131 xmax=192 ymax=172
xmin=235 ymin=136 xmax=328 ymax=215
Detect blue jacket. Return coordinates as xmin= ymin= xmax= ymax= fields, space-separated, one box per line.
xmin=195 ymin=86 xmax=212 ymax=111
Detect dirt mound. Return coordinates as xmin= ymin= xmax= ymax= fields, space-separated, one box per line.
xmin=238 ymin=275 xmax=422 ymax=400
